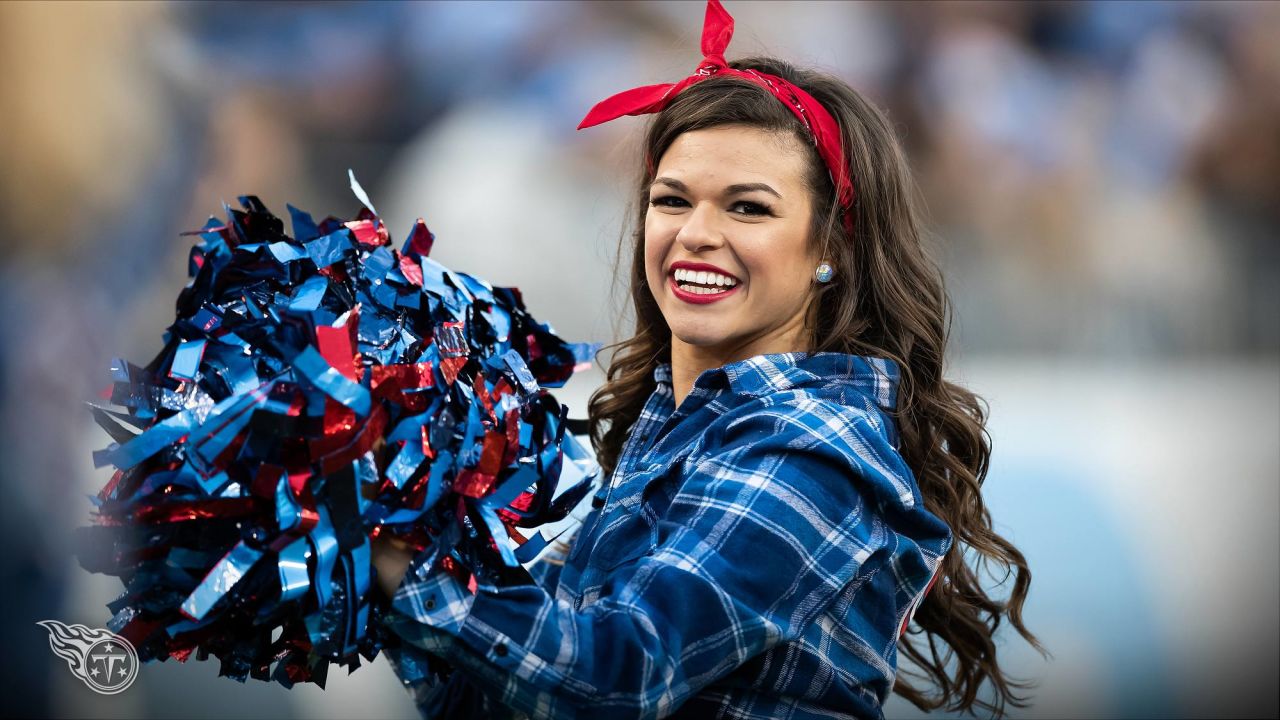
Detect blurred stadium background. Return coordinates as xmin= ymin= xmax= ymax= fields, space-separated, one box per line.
xmin=1 ymin=1 xmax=1276 ymax=718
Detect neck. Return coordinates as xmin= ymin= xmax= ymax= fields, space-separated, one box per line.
xmin=669 ymin=313 xmax=812 ymax=407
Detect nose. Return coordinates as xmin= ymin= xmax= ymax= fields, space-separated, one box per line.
xmin=674 ymin=201 xmax=724 ymax=253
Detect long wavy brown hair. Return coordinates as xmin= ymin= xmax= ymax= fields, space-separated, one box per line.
xmin=586 ymin=57 xmax=1046 ymax=716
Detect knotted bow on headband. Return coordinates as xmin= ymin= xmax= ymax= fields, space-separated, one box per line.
xmin=578 ymin=0 xmax=855 ymax=234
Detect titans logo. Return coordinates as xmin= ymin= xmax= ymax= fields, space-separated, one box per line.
xmin=37 ymin=620 xmax=138 ymax=694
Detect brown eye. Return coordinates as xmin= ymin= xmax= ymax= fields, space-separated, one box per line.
xmin=650 ymin=196 xmax=689 ymax=209
xmin=731 ymin=201 xmax=772 ymax=217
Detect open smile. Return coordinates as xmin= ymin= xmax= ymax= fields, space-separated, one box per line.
xmin=670 ymin=270 xmax=742 ymax=301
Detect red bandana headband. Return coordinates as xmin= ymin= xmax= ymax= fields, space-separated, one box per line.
xmin=578 ymin=0 xmax=855 ymax=234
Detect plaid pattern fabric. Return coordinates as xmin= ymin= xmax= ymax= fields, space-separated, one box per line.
xmin=386 ymin=352 xmax=953 ymax=720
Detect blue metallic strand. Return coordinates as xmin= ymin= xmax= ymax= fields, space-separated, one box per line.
xmin=80 ymin=185 xmax=599 ymax=688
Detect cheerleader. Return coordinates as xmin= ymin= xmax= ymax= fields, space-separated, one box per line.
xmin=372 ymin=2 xmax=1042 ymax=717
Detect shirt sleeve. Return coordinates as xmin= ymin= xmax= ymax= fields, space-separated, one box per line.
xmin=386 ymin=408 xmax=899 ymax=720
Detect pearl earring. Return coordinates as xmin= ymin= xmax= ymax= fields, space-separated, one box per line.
xmin=815 ymin=261 xmax=834 ymax=283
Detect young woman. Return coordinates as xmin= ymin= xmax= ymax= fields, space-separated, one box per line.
xmin=372 ymin=2 xmax=1041 ymax=718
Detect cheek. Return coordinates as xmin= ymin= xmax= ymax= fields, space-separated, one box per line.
xmin=642 ymin=219 xmax=668 ymax=288
xmin=740 ymin=239 xmax=811 ymax=300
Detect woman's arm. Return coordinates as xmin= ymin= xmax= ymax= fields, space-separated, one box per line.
xmin=372 ymin=523 xmax=580 ymax=601
xmin=381 ymin=408 xmax=920 ymax=720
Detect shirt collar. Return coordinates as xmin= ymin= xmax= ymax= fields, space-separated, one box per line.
xmin=652 ymin=352 xmax=901 ymax=410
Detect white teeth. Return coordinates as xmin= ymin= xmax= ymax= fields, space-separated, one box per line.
xmin=672 ymin=267 xmax=739 ymax=291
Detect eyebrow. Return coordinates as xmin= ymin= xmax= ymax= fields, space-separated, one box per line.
xmin=651 ymin=177 xmax=782 ymax=200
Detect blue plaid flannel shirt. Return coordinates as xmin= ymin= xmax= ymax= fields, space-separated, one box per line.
xmin=383 ymin=352 xmax=953 ymax=720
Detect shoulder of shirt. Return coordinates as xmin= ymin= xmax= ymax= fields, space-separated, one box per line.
xmin=703 ymin=355 xmax=923 ymax=509
xmin=717 ymin=389 xmax=895 ymax=460
xmin=655 ymin=351 xmax=905 ymax=468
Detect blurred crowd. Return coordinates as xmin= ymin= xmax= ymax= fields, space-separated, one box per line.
xmin=0 ymin=2 xmax=1276 ymax=717
xmin=2 ymin=1 xmax=1275 ymax=356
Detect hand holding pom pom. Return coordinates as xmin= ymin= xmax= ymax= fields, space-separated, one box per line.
xmin=371 ymin=533 xmax=417 ymax=599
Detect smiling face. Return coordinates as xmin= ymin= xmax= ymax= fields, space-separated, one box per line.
xmin=644 ymin=124 xmax=821 ymax=366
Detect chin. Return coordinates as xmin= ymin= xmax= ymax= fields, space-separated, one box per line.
xmin=672 ymin=331 xmax=728 ymax=349
xmin=667 ymin=318 xmax=735 ymax=349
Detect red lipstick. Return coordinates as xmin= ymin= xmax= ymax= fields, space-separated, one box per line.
xmin=667 ymin=261 xmax=742 ymax=305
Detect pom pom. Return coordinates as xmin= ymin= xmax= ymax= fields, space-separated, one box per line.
xmin=77 ymin=176 xmax=600 ymax=686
